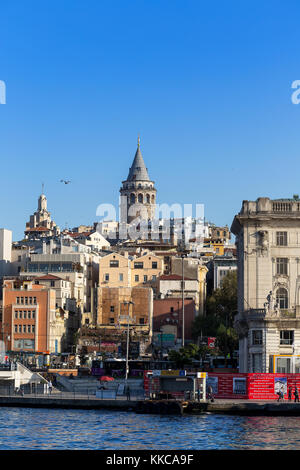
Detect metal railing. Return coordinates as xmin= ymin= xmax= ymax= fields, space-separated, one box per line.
xmin=0 ymin=386 xmax=145 ymax=401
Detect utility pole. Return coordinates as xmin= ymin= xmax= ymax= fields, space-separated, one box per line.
xmin=181 ymin=254 xmax=185 ymax=348
xmin=122 ymin=300 xmax=134 ymax=384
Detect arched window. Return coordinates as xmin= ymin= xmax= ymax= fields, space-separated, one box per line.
xmin=276 ymin=288 xmax=288 ymax=309
xmin=151 ymin=194 xmax=155 ymax=203
xmin=138 ymin=193 xmax=143 ymax=203
xmin=130 ymin=193 xmax=136 ymax=204
xmin=146 ymin=194 xmax=150 ymax=204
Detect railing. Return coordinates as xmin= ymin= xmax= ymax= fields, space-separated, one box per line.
xmin=0 ymin=386 xmax=145 ymax=401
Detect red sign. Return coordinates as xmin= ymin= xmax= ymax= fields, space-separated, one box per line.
xmin=208 ymin=337 xmax=216 ymax=348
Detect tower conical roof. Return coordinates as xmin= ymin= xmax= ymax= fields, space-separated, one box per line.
xmin=127 ymin=140 xmax=150 ymax=181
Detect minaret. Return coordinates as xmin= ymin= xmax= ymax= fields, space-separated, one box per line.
xmin=120 ymin=137 xmax=157 ymax=224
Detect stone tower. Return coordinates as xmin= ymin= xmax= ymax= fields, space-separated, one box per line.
xmin=120 ymin=137 xmax=157 ymax=224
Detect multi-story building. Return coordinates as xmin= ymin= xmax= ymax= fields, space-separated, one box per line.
xmin=171 ymin=256 xmax=208 ymax=315
xmin=0 ymin=229 xmax=12 ymax=277
xmin=231 ymin=197 xmax=300 ymax=373
xmin=94 ymin=286 xmax=153 ymax=355
xmin=1 ymin=278 xmax=58 ymax=354
xmin=99 ymin=252 xmax=131 ymax=288
xmin=130 ymin=253 xmax=163 ymax=287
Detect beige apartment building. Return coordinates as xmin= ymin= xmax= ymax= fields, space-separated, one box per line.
xmin=98 ymin=251 xmax=163 ymax=289
xmin=99 ymin=252 xmax=131 ymax=287
xmin=231 ymin=197 xmax=300 ymax=373
xmin=130 ymin=253 xmax=163 ymax=287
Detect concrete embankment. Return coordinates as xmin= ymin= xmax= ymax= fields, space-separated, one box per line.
xmin=206 ymin=400 xmax=300 ymax=415
xmin=1 ymin=396 xmax=300 ymax=415
xmin=0 ymin=396 xmax=137 ymax=410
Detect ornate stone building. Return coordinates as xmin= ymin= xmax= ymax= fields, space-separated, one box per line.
xmin=231 ymin=197 xmax=300 ymax=373
xmin=25 ymin=190 xmax=60 ymax=239
xmin=120 ymin=138 xmax=156 ymax=224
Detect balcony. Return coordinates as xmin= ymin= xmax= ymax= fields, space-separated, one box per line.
xmin=243 ymin=307 xmax=297 ymax=320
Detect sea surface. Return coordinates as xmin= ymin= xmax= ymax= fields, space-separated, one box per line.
xmin=1 ymin=408 xmax=300 ymax=450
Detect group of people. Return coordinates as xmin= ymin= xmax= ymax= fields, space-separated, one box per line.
xmin=277 ymin=386 xmax=299 ymax=402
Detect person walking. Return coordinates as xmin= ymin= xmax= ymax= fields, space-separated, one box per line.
xmin=48 ymin=380 xmax=53 ymax=395
xmin=294 ymin=386 xmax=299 ymax=403
xmin=288 ymin=386 xmax=292 ymax=401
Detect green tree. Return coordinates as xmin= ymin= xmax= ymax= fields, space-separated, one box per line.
xmin=168 ymin=343 xmax=200 ymax=368
xmin=192 ymin=270 xmax=238 ymax=362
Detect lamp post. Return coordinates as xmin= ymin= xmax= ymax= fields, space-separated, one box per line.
xmin=181 ymin=254 xmax=186 ymax=348
xmin=122 ymin=300 xmax=134 ymax=384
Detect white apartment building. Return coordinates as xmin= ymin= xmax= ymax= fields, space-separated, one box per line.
xmin=231 ymin=197 xmax=300 ymax=374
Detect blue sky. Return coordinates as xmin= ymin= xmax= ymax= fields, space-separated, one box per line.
xmin=1 ymin=0 xmax=300 ymax=240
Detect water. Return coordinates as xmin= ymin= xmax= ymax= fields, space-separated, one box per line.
xmin=1 ymin=408 xmax=300 ymax=449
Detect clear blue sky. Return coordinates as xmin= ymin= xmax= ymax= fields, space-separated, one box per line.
xmin=1 ymin=0 xmax=300 ymax=240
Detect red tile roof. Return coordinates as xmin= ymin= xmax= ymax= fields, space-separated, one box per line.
xmin=36 ymin=274 xmax=62 ymax=281
xmin=25 ymin=226 xmax=50 ymax=232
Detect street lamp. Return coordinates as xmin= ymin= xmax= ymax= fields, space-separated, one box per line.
xmin=122 ymin=300 xmax=134 ymax=384
xmin=181 ymin=254 xmax=186 ymax=348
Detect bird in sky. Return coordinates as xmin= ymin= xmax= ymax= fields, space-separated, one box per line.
xmin=60 ymin=180 xmax=71 ymax=184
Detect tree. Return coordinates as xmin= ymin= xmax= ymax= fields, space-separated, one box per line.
xmin=192 ymin=270 xmax=238 ymax=361
xmin=168 ymin=343 xmax=200 ymax=368
xmin=216 ymin=324 xmax=238 ymax=361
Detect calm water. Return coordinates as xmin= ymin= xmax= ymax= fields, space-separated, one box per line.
xmin=1 ymin=408 xmax=300 ymax=450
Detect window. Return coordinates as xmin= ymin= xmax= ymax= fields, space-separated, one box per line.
xmin=23 ymin=311 xmax=27 ymax=319
xmin=110 ymin=260 xmax=119 ymax=268
xmin=23 ymin=325 xmax=26 ymax=333
xmin=276 ymin=231 xmax=287 ymax=246
xmin=119 ymin=273 xmax=123 ymax=282
xmin=233 ymin=378 xmax=246 ymax=395
xmin=19 ymin=325 xmax=22 ymax=333
xmin=20 ymin=297 xmax=24 ymax=304
xmin=29 ymin=297 xmax=32 ymax=304
xmin=16 ymin=297 xmax=20 ymax=304
xmin=28 ymin=325 xmax=31 ymax=333
xmin=19 ymin=311 xmax=22 ymax=319
xmin=104 ymin=273 xmax=109 ymax=282
xmin=276 ymin=288 xmax=288 ymax=309
xmin=33 ymin=297 xmax=37 ymax=304
xmin=134 ymin=262 xmax=143 ymax=269
xmin=139 ymin=318 xmax=145 ymax=325
xmin=109 ymin=318 xmax=114 ymax=324
xmin=15 ymin=325 xmax=18 ymax=333
xmin=51 ymin=281 xmax=55 ymax=287
xmin=152 ymin=262 xmax=158 ymax=269
xmin=280 ymin=330 xmax=294 ymax=345
xmin=252 ymin=353 xmax=263 ymax=372
xmin=276 ymin=356 xmax=291 ymax=373
xmin=135 ymin=275 xmax=139 ymax=282
xmin=170 ymin=307 xmax=174 ymax=313
xmin=110 ymin=306 xmax=115 ymax=313
xmin=32 ymin=325 xmax=35 ymax=333
xmin=15 ymin=311 xmax=18 ymax=319
xmin=144 ymin=275 xmax=148 ymax=282
xmin=25 ymin=297 xmax=28 ymax=305
xmin=152 ymin=275 xmax=157 ymax=281
xmin=276 ymin=258 xmax=288 ymax=275
xmin=28 ymin=312 xmax=31 ymax=319
xmin=32 ymin=311 xmax=35 ymax=319
xmin=252 ymin=330 xmax=262 ymax=346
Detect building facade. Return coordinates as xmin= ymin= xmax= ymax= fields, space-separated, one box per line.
xmin=231 ymin=197 xmax=300 ymax=373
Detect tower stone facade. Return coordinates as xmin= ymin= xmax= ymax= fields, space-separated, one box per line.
xmin=120 ymin=138 xmax=156 ymax=224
